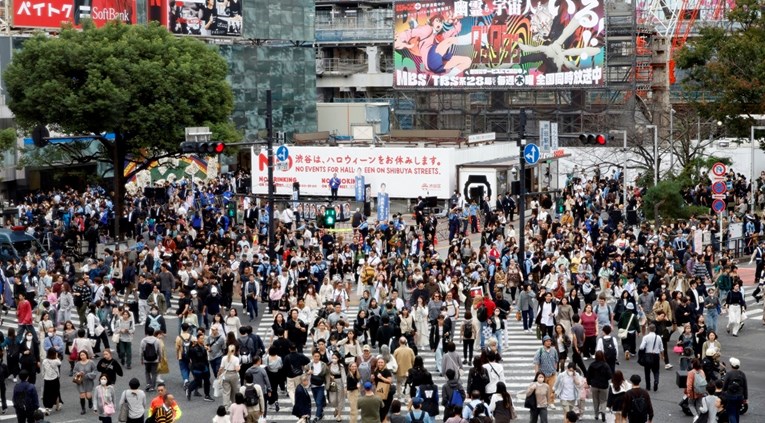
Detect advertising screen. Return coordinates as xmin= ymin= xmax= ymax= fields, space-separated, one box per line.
xmin=158 ymin=0 xmax=242 ymax=37
xmin=13 ymin=0 xmax=137 ymax=28
xmin=393 ymin=0 xmax=606 ymax=89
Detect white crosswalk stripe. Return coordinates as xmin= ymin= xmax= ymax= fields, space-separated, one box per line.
xmin=255 ymin=305 xmax=590 ymax=421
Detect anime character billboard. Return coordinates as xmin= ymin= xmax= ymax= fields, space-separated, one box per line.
xmin=393 ymin=0 xmax=606 ymax=88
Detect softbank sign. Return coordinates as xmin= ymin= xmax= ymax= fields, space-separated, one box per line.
xmin=90 ymin=7 xmax=132 ymax=22
xmin=13 ymin=0 xmax=136 ymax=29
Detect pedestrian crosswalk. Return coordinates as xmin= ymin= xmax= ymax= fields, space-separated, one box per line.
xmin=254 ymin=304 xmax=590 ymax=421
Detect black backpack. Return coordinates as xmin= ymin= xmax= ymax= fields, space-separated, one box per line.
xmin=244 ymin=384 xmax=259 ymax=407
xmin=629 ymin=395 xmax=649 ymax=423
xmin=464 ymin=323 xmax=474 ymax=339
xmin=603 ymin=337 xmax=617 ymax=362
xmin=180 ymin=335 xmax=192 ymax=360
xmin=469 ymin=369 xmax=490 ymax=393
xmin=477 ymin=305 xmax=488 ymax=322
xmin=143 ymin=341 xmax=158 ymax=362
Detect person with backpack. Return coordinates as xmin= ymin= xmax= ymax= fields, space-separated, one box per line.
xmin=461 ymin=310 xmax=478 ymax=364
xmin=239 ymin=372 xmax=265 ymax=421
xmin=685 ymin=359 xmax=707 ymax=419
xmin=488 ymin=381 xmax=517 ymax=423
xmin=461 ymin=390 xmax=489 ymax=421
xmin=12 ymin=370 xmax=39 ymax=423
xmin=140 ymin=327 xmax=162 ymax=392
xmin=466 ymin=356 xmax=489 ymax=403
xmin=441 ymin=368 xmax=466 ymax=418
xmin=596 ymin=325 xmax=619 ymax=374
xmin=407 ymin=397 xmax=433 ymax=423
xmin=415 ymin=373 xmax=439 ymax=419
xmin=175 ymin=323 xmax=194 ymax=390
xmin=145 ymin=305 xmax=167 ymax=335
xmin=621 ymin=374 xmax=654 ymax=423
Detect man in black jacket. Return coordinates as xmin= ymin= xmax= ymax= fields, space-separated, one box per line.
xmin=621 ymin=374 xmax=654 ymax=423
xmin=283 ymin=343 xmax=309 ymax=405
xmin=292 ymin=375 xmax=311 ymax=421
xmin=186 ymin=332 xmax=214 ymax=402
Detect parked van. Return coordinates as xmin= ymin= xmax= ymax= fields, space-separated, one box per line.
xmin=0 ymin=227 xmax=47 ymax=262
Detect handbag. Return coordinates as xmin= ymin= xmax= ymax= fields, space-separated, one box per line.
xmin=157 ymin=354 xmax=169 ymax=374
xmin=101 ymin=387 xmax=116 ymax=415
xmin=515 ymin=310 xmax=521 ymax=321
xmin=72 ymin=372 xmax=83 ymax=385
xmin=375 ymin=381 xmax=391 ymax=400
xmin=673 ymin=343 xmax=684 ymax=354
xmin=638 ymin=334 xmax=659 ymax=367
xmin=524 ymin=389 xmax=537 ymax=409
xmin=617 ymin=314 xmax=634 ymax=339
xmin=95 ymin=324 xmax=105 ymax=337
xmin=118 ymin=395 xmax=129 ymax=422
xmin=112 ymin=332 xmax=120 ymax=345
xmin=69 ymin=341 xmax=79 ymax=361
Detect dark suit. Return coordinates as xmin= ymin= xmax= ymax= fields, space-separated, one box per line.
xmin=292 ymin=383 xmax=312 ymax=419
xmin=429 ymin=318 xmax=453 ymax=350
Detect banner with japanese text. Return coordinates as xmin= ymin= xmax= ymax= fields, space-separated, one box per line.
xmin=393 ymin=0 xmax=606 ymax=88
xmin=13 ymin=0 xmax=136 ymax=28
xmin=251 ymin=146 xmax=456 ymax=199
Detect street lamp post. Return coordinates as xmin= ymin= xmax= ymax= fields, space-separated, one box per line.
xmin=646 ymin=125 xmax=658 ymax=186
xmin=751 ymin=126 xmax=765 ymax=214
xmin=610 ymin=130 xmax=629 ymax=207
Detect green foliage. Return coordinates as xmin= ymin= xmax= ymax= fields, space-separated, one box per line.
xmin=0 ymin=128 xmax=16 ymax=152
xmin=3 ymin=21 xmax=234 ymax=162
xmin=675 ymin=0 xmax=765 ymax=137
xmin=643 ymin=179 xmax=700 ymax=220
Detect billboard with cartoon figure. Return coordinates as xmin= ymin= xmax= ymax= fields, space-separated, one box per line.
xmin=393 ymin=0 xmax=606 ymax=89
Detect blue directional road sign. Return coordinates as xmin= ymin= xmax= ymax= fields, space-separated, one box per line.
xmin=276 ymin=145 xmax=289 ymax=162
xmin=524 ymin=143 xmax=540 ymax=165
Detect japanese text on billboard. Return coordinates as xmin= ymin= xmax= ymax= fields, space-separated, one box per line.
xmin=13 ymin=0 xmax=136 ymax=28
xmin=393 ymin=0 xmax=606 ymax=88
xmin=160 ymin=0 xmax=242 ymax=37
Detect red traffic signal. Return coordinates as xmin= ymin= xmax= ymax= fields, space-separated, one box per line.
xmin=180 ymin=142 xmax=225 ymax=155
xmin=579 ymin=134 xmax=610 ymax=145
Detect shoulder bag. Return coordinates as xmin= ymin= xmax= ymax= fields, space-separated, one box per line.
xmin=617 ymin=314 xmax=634 ymax=339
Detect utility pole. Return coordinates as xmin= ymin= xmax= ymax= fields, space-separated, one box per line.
xmin=266 ymin=90 xmax=276 ymax=260
xmin=518 ymin=109 xmax=527 ymax=275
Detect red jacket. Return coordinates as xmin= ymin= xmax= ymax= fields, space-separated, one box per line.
xmin=483 ymin=298 xmax=496 ymax=317
xmin=17 ymin=299 xmax=32 ymax=325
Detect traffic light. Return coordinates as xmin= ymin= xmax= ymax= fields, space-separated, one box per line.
xmin=579 ymin=134 xmax=611 ymax=145
xmin=180 ymin=142 xmax=225 ymax=155
xmin=324 ymin=207 xmax=336 ymax=228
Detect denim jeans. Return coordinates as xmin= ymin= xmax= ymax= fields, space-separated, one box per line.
xmin=480 ymin=322 xmax=488 ymax=348
xmin=706 ymin=309 xmax=719 ymax=333
xmin=493 ymin=330 xmax=504 ymax=354
xmin=435 ymin=345 xmax=444 ymax=373
xmin=311 ymin=386 xmax=326 ymax=419
xmin=247 ymin=297 xmax=259 ymax=319
xmin=179 ymin=359 xmax=190 ymax=382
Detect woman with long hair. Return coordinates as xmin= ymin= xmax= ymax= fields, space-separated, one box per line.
xmin=526 ymin=371 xmax=550 ymax=423
xmin=580 ymin=303 xmax=598 ymax=359
xmin=346 ymin=361 xmax=362 ymax=423
xmin=264 ymin=346 xmax=284 ymax=411
xmin=606 ymin=370 xmax=630 ymax=423
xmin=372 ymin=357 xmax=394 ymax=421
xmin=488 ymin=381 xmax=516 ymax=423
xmin=217 ymin=344 xmax=241 ymax=409
xmin=270 ymin=313 xmax=287 ymax=345
xmin=73 ymin=350 xmax=98 ymax=415
xmin=554 ymin=324 xmax=571 ymax=372
xmin=41 ymin=348 xmax=62 ymax=413
xmin=412 ymin=297 xmax=429 ymax=348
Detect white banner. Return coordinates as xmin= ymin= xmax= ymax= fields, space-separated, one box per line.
xmin=251 ymin=146 xmax=455 ymax=198
xmin=551 ymin=123 xmax=559 ymax=150
xmin=539 ymin=121 xmax=551 ymax=152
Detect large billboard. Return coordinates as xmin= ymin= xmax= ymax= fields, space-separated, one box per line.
xmin=13 ymin=0 xmax=136 ymax=28
xmin=251 ymin=146 xmax=456 ymax=199
xmin=393 ymin=0 xmax=606 ymax=89
xmin=148 ymin=0 xmax=242 ymax=37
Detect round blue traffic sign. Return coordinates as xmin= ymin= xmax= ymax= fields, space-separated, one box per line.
xmin=524 ymin=143 xmax=540 ymax=165
xmin=276 ymin=145 xmax=289 ymax=162
xmin=712 ymin=199 xmax=725 ymax=213
xmin=711 ymin=181 xmax=727 ymax=195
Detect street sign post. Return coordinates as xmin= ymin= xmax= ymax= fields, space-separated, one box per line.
xmin=711 ymin=162 xmax=727 ymax=177
xmin=711 ymin=181 xmax=727 ymax=195
xmin=276 ymin=145 xmax=289 ymax=162
xmin=712 ymin=199 xmax=726 ymax=213
xmin=524 ymin=143 xmax=540 ymax=165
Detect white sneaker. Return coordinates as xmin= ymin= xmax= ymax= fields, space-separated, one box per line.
xmin=665 ymin=364 xmax=673 ymax=369
xmin=548 ymin=404 xmax=557 ymax=410
xmin=12 ymin=377 xmax=16 ymax=383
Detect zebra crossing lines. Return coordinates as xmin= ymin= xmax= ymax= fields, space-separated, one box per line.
xmin=256 ymin=305 xmax=594 ymax=421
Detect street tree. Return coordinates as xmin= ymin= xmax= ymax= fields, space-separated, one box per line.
xmin=4 ymin=21 xmax=235 ymax=237
xmin=675 ymin=0 xmax=765 ymax=137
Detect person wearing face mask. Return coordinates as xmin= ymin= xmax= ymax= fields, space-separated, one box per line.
xmin=18 ymin=332 xmax=40 ymax=385
xmin=96 ymin=349 xmax=123 ymax=386
xmin=553 ymin=362 xmax=582 ymax=415
xmin=145 ymin=306 xmax=167 ymax=336
xmin=93 ymin=373 xmax=115 ymax=422
xmin=42 ymin=328 xmax=65 ymax=359
xmin=326 ymin=352 xmax=347 ymax=422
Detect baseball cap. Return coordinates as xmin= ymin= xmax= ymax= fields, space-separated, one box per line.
xmin=363 ymin=381 xmax=374 ymax=391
